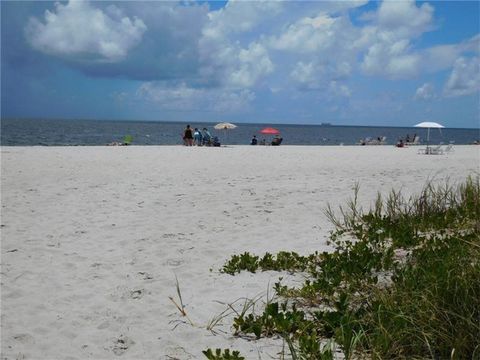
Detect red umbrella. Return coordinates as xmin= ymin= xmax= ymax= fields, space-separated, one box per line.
xmin=260 ymin=127 xmax=280 ymax=135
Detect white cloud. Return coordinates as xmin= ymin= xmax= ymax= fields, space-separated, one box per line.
xmin=137 ymin=82 xmax=255 ymax=113
xmin=360 ymin=36 xmax=421 ymax=79
xmin=414 ymin=83 xmax=436 ymax=100
xmin=22 ymin=0 xmax=480 ymax=108
xmin=270 ymin=13 xmax=358 ymax=90
xmin=359 ymin=0 xmax=434 ymax=79
xmin=228 ymin=43 xmax=274 ymax=87
xmin=387 ymin=54 xmax=421 ymax=78
xmin=291 ymin=62 xmax=317 ymax=85
xmin=421 ymin=44 xmax=460 ymax=73
xmin=443 ymin=57 xmax=480 ymax=97
xmin=458 ymin=34 xmax=480 ymax=54
xmin=204 ymin=0 xmax=282 ymax=40
xmin=25 ymin=1 xmax=146 ymax=62
xmin=377 ymin=0 xmax=434 ymax=36
xmin=269 ymin=14 xmax=338 ymax=53
xmin=213 ymin=89 xmax=256 ymax=112
xmin=290 ymin=61 xmax=330 ymax=90
xmin=198 ymin=1 xmax=366 ymax=90
xmin=289 ymin=61 xmax=352 ymax=98
xmin=419 ymin=35 xmax=480 ymax=74
xmin=199 ymin=29 xmax=274 ymax=88
xmin=329 ymin=81 xmax=351 ymax=98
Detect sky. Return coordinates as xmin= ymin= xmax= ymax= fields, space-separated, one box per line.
xmin=1 ymin=0 xmax=479 ymax=128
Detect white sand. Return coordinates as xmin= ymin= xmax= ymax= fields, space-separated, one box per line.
xmin=1 ymin=145 xmax=478 ymax=359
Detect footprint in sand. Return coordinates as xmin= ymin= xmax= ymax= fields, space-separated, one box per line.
xmin=108 ymin=286 xmax=147 ymax=301
xmin=111 ymin=335 xmax=135 ymax=356
xmin=163 ymin=346 xmax=194 ymax=359
xmin=97 ymin=321 xmax=110 ymax=330
xmin=166 ymin=259 xmax=184 ymax=267
xmin=178 ymin=247 xmax=194 ymax=254
xmin=162 ymin=233 xmax=177 ymax=239
xmin=12 ymin=333 xmax=35 ymax=345
xmin=137 ymin=271 xmax=153 ymax=280
xmin=130 ymin=289 xmax=144 ymax=300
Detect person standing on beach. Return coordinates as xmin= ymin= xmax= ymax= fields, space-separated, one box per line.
xmin=193 ymin=128 xmax=203 ymax=146
xmin=183 ymin=125 xmax=194 ymax=146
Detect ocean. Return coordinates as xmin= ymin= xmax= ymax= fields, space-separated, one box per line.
xmin=1 ymin=118 xmax=479 ymax=146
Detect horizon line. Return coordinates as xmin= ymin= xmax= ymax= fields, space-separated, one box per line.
xmin=2 ymin=117 xmax=479 ymax=131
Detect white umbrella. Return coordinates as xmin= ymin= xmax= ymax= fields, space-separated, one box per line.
xmin=214 ymin=122 xmax=237 ymax=144
xmin=214 ymin=122 xmax=237 ymax=130
xmin=414 ymin=121 xmax=444 ymax=146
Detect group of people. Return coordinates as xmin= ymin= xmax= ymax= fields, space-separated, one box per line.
xmin=182 ymin=125 xmax=220 ymax=146
xmin=359 ymin=136 xmax=386 ymax=145
xmin=183 ymin=124 xmax=284 ymax=146
xmin=250 ymin=135 xmax=283 ymax=146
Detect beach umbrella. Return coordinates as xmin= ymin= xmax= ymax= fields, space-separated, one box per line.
xmin=214 ymin=122 xmax=237 ymax=130
xmin=260 ymin=127 xmax=280 ymax=135
xmin=214 ymin=122 xmax=237 ymax=144
xmin=414 ymin=121 xmax=444 ymax=148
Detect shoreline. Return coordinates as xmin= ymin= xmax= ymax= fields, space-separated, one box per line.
xmin=2 ymin=143 xmax=480 ymax=148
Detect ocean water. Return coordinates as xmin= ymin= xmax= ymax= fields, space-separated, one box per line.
xmin=1 ymin=118 xmax=479 ymax=146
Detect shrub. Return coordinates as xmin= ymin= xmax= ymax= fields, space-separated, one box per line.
xmin=214 ymin=177 xmax=480 ymax=359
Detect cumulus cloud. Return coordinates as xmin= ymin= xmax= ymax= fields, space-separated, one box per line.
xmin=458 ymin=34 xmax=480 ymax=54
xmin=291 ymin=62 xmax=318 ymax=87
xmin=376 ymin=0 xmax=434 ymax=36
xmin=137 ymin=82 xmax=255 ymax=112
xmin=414 ymin=83 xmax=436 ymax=100
xmin=329 ymin=81 xmax=352 ymax=98
xmin=20 ymin=0 xmax=480 ymax=103
xmin=421 ymin=44 xmax=461 ymax=73
xmin=203 ymin=0 xmax=282 ymax=39
xmin=25 ymin=1 xmax=146 ymax=62
xmin=418 ymin=35 xmax=480 ymax=75
xmin=228 ymin=43 xmax=274 ymax=87
xmin=443 ymin=57 xmax=480 ymax=97
xmin=199 ymin=32 xmax=274 ymax=88
xmin=289 ymin=60 xmax=352 ymax=98
xmin=361 ymin=39 xmax=421 ymax=78
xmin=269 ymin=14 xmax=338 ymax=53
xmin=359 ymin=0 xmax=434 ymax=79
xmin=270 ymin=13 xmax=357 ymax=91
xmin=199 ymin=0 xmax=367 ymax=90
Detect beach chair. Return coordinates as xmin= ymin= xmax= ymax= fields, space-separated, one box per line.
xmin=366 ymin=136 xmax=386 ymax=145
xmin=212 ymin=136 xmax=221 ymax=147
xmin=418 ymin=144 xmax=443 ymax=155
xmin=271 ymin=137 xmax=283 ymax=146
xmin=430 ymin=145 xmax=444 ymax=155
xmin=444 ymin=143 xmax=454 ymax=154
xmin=410 ymin=136 xmax=420 ymax=145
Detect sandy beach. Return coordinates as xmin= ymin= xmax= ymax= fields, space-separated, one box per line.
xmin=1 ymin=145 xmax=478 ymax=359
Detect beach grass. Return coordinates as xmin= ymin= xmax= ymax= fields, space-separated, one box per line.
xmin=205 ymin=176 xmax=480 ymax=359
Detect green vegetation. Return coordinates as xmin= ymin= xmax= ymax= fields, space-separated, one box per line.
xmin=202 ymin=349 xmax=245 ymax=360
xmin=204 ymin=177 xmax=480 ymax=359
xmin=222 ymin=251 xmax=319 ymax=275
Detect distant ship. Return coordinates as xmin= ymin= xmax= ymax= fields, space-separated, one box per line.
xmin=320 ymin=122 xmax=332 ymax=126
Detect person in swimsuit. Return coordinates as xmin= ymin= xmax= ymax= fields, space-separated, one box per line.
xmin=183 ymin=125 xmax=194 ymax=146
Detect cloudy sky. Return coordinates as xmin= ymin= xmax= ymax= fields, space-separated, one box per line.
xmin=1 ymin=0 xmax=479 ymax=128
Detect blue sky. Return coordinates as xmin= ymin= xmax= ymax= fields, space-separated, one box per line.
xmin=1 ymin=0 xmax=479 ymax=128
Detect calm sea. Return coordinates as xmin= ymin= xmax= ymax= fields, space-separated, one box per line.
xmin=1 ymin=118 xmax=479 ymax=146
